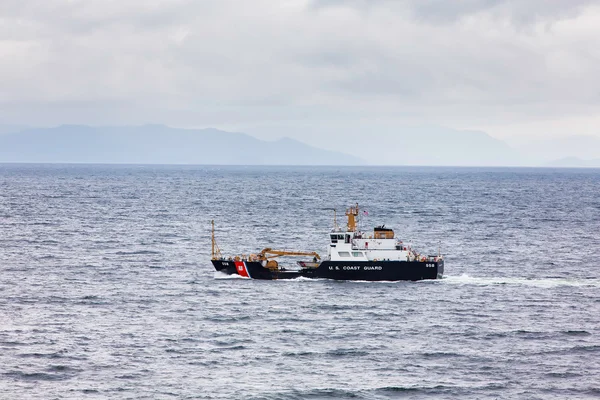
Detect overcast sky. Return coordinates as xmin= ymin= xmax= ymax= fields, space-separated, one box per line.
xmin=2 ymin=0 xmax=599 ymax=146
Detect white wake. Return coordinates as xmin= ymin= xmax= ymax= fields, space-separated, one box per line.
xmin=443 ymin=274 xmax=600 ymax=288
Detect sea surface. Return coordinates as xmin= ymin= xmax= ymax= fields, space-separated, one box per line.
xmin=1 ymin=164 xmax=599 ymax=399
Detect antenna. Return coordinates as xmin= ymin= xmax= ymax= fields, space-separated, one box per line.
xmin=324 ymin=208 xmax=338 ymax=230
xmin=334 ymin=208 xmax=337 ymax=229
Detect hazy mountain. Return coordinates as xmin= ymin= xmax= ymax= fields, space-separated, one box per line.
xmin=352 ymin=127 xmax=523 ymax=166
xmin=546 ymin=156 xmax=600 ymax=168
xmin=0 ymin=125 xmax=362 ymax=165
xmin=0 ymin=124 xmax=32 ymax=135
xmin=2 ymin=124 xmax=599 ymax=167
xmin=513 ymin=135 xmax=600 ymax=164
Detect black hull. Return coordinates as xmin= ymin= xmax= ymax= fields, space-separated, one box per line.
xmin=212 ymin=259 xmax=443 ymax=281
xmin=212 ymin=259 xmax=238 ymax=275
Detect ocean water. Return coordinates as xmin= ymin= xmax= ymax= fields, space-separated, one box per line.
xmin=0 ymin=164 xmax=599 ymax=399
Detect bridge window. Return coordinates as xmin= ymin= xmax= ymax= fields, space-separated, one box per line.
xmin=330 ymin=235 xmax=338 ymax=243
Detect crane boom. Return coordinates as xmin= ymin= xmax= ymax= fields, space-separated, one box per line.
xmin=259 ymin=248 xmax=320 ymax=260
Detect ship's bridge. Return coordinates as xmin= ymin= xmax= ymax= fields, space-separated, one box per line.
xmin=328 ymin=228 xmax=412 ymax=261
xmin=329 ymin=230 xmax=408 ymax=250
xmin=352 ymin=238 xmax=400 ymax=250
xmin=328 ymin=236 xmax=411 ymax=261
xmin=326 ymin=204 xmax=414 ymax=261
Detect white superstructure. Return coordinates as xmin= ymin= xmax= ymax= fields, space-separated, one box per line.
xmin=326 ymin=205 xmax=419 ymax=262
xmin=327 ymin=231 xmax=414 ymax=261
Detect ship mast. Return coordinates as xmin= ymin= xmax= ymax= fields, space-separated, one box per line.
xmin=211 ymin=220 xmax=222 ymax=260
xmin=346 ymin=203 xmax=359 ymax=232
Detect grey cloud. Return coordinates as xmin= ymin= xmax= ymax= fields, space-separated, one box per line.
xmin=0 ymin=0 xmax=599 ymax=138
xmin=310 ymin=0 xmax=596 ymax=24
xmin=411 ymin=0 xmax=595 ymax=24
xmin=0 ymin=0 xmax=196 ymax=34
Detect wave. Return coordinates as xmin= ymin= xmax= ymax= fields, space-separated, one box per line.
xmin=251 ymin=385 xmax=469 ymax=400
xmin=115 ymin=250 xmax=161 ymax=255
xmin=2 ymin=369 xmax=77 ymax=381
xmin=288 ymin=276 xmax=326 ymax=282
xmin=443 ymin=274 xmax=600 ymax=288
xmin=280 ymin=276 xmax=412 ymax=284
xmin=213 ymin=271 xmax=248 ymax=279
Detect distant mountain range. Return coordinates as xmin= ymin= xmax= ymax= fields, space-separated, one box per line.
xmin=0 ymin=125 xmax=362 ymax=165
xmin=0 ymin=124 xmax=30 ymax=135
xmin=545 ymin=156 xmax=600 ymax=168
xmin=0 ymin=124 xmax=598 ymax=167
xmin=355 ymin=127 xmax=522 ymax=166
xmin=511 ymin=135 xmax=600 ymax=167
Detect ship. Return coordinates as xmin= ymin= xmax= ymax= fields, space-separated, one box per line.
xmin=211 ymin=204 xmax=444 ymax=281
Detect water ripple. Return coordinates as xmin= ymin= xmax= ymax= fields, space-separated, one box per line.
xmin=1 ymin=165 xmax=599 ymax=399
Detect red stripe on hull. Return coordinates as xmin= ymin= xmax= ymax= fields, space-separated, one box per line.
xmin=234 ymin=261 xmax=249 ymax=277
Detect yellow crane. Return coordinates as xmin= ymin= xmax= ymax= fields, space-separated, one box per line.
xmin=258 ymin=248 xmax=320 ymax=260
xmin=256 ymin=248 xmax=321 ymax=270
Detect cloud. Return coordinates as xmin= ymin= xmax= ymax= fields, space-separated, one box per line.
xmin=0 ymin=0 xmax=599 ymax=140
xmin=311 ymin=0 xmax=596 ymax=25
